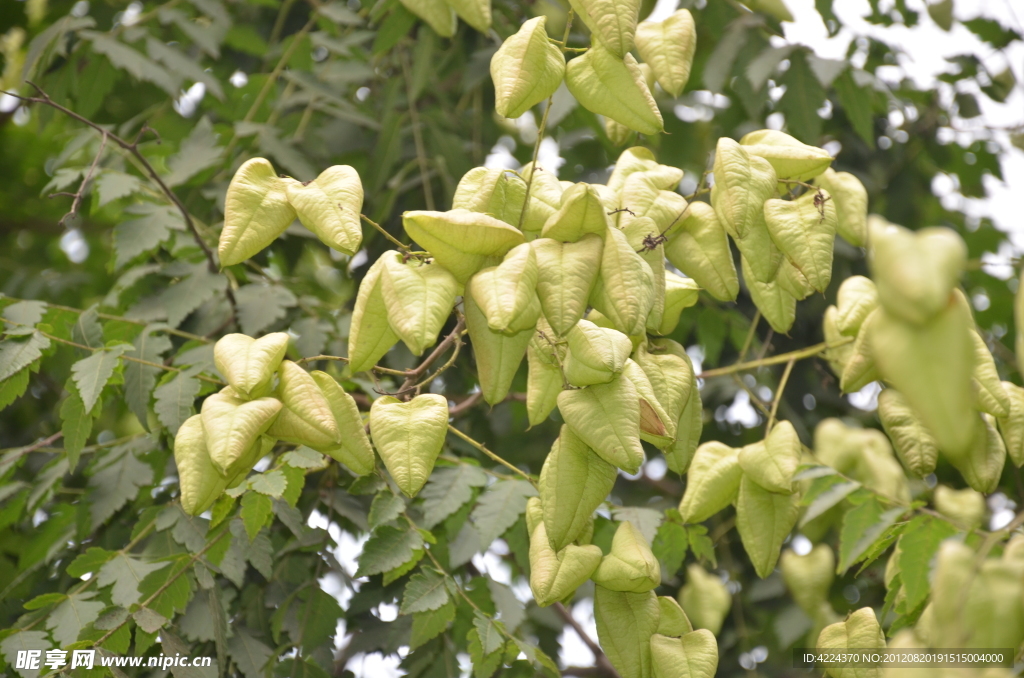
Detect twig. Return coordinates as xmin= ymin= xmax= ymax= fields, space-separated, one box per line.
xmin=400 ymin=48 xmax=435 ymax=211
xmin=737 ymin=311 xmax=760 ymax=362
xmin=9 ymin=83 xmax=220 ymax=275
xmin=448 ymin=391 xmax=483 ymax=418
xmin=698 ymin=338 xmax=851 ymax=379
xmin=2 ymin=297 xmax=209 ymax=343
xmin=397 ymin=317 xmax=466 ymax=394
xmin=360 ymin=214 xmax=409 ymax=252
xmin=446 ymin=424 xmax=535 ymax=486
xmin=51 ymin=133 xmax=108 ymax=227
xmin=766 ymin=358 xmax=795 ymax=432
xmin=295 ymin=353 xmax=407 ymax=376
xmin=552 ymin=603 xmax=621 ymax=678
xmin=0 ymin=432 xmax=63 ymax=460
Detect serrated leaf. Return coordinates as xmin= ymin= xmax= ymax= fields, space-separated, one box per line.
xmin=84 ymin=31 xmax=180 ymax=95
xmin=356 ymin=524 xmax=425 ymax=577
xmin=153 ymin=268 xmax=227 ymax=328
xmin=1 ymin=630 xmax=51 ymax=678
xmin=837 ymin=495 xmax=905 ymax=573
xmin=88 ymin=437 xmax=157 ymax=529
xmin=652 ymin=518 xmax=689 ymax=579
xmin=47 ymin=589 xmax=105 ymax=647
xmin=66 ymin=546 xmax=115 ymax=578
xmin=71 ymin=344 xmax=129 ymax=411
xmin=401 ymin=568 xmax=449 ymax=614
xmin=124 ymin=327 xmax=172 ymax=429
xmin=250 ymin=470 xmax=288 ymax=498
xmin=95 ymin=170 xmax=143 ymax=208
xmin=471 ymin=480 xmax=537 ymax=547
xmin=96 ymin=553 xmax=171 ymax=608
xmin=896 ymin=515 xmax=957 ymax=612
xmin=0 ymin=366 xmax=32 ymax=411
xmin=777 ymin=51 xmax=826 ymax=143
xmin=165 ymin=116 xmax=224 ymax=187
xmin=234 ymin=284 xmax=298 ymax=335
xmin=154 ymin=366 xmax=203 ymax=435
xmin=369 ymin=492 xmax=406 ymax=529
xmin=420 ymin=465 xmax=489 ymax=528
xmin=799 ymin=475 xmax=861 ymax=527
xmin=60 ymin=381 xmax=92 ymax=470
xmin=410 ymin=600 xmax=455 ymax=649
xmin=241 ymin=492 xmax=273 ymax=541
xmin=0 ymin=332 xmax=51 ymax=381
xmin=227 ymin=627 xmax=273 ymax=678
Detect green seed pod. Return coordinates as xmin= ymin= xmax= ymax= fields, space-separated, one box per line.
xmin=635 ymin=10 xmax=696 ymax=98
xmin=568 ymin=0 xmax=641 ymax=59
xmin=174 ymin=414 xmax=230 ymax=516
xmin=736 ymin=474 xmax=800 ymax=578
xmin=219 ymin=158 xmax=298 ymax=267
xmin=563 ymin=319 xmax=633 ymax=387
xmin=542 ymin=183 xmax=611 ymax=242
xmin=622 ymin=359 xmax=674 ymax=448
xmin=369 ymin=394 xmax=449 ymax=498
xmin=933 ymin=485 xmax=985 ymax=530
xmin=564 ymin=44 xmax=664 ymax=135
xmin=775 ymin=257 xmax=815 ymax=301
xmin=816 ymin=607 xmax=885 ymax=678
xmin=557 ymin=374 xmax=645 ymax=474
xmin=403 ymin=209 xmax=526 ymax=283
xmin=633 ymin=341 xmax=693 ymax=432
xmin=656 ymin=596 xmax=694 ymax=637
xmin=201 ymin=391 xmax=282 ymax=477
xmin=594 ymin=586 xmax=660 ymax=678
xmin=651 ymin=630 xmax=719 ymax=678
xmin=679 ymin=442 xmax=742 ymax=523
xmin=665 ymin=202 xmax=738 ymax=301
xmin=540 ymin=425 xmax=617 ymax=550
xmin=452 ymin=167 xmax=527 ymax=227
xmin=530 ymin=522 xmax=603 ymax=607
xmin=950 ymin=414 xmax=1006 ymax=494
xmin=607 ymin=147 xmax=682 ymax=195
xmin=835 ymin=276 xmax=879 ymax=337
xmin=380 ymin=253 xmax=459 ymax=356
xmin=878 ymin=388 xmax=939 ymax=477
xmin=815 ymin=168 xmax=868 ymax=247
xmin=678 ymin=565 xmax=730 ymax=635
xmin=997 ymin=381 xmax=1024 ymax=467
xmin=605 ymin=116 xmax=635 ymax=146
xmin=532 ymin=234 xmax=604 ymax=336
xmin=399 ymin=0 xmax=456 ymax=37
xmin=348 ymin=254 xmax=401 ymax=374
xmin=619 ymin=216 xmax=667 ymax=332
xmin=870 ymin=299 xmax=976 ymax=459
xmin=213 ymin=332 xmax=289 ymax=400
xmin=839 ymin=307 xmax=878 ymax=394
xmin=267 ymin=360 xmax=342 ymax=449
xmin=525 ymin=496 xmax=544 ymax=535
xmin=1018 ymin=269 xmax=1024 ymax=378
xmin=738 ymin=420 xmax=801 ymax=494
xmin=285 ymin=165 xmax=363 ymax=255
xmin=747 ymin=0 xmax=795 ymax=21
xmin=781 ymin=545 xmax=835 ymax=618
xmin=739 ymin=129 xmax=833 ymax=183
xmin=491 ymin=16 xmax=565 ymax=118
xmin=868 ymin=219 xmax=967 ymax=325
xmin=468 ymin=243 xmax=541 ymax=335
xmin=763 ymin=188 xmax=837 ymax=293
xmin=519 ymin=162 xmax=565 ymax=235
xmin=526 ymin=316 xmax=565 ymax=426
xmin=589 ymin=226 xmax=655 ymax=336
xmin=822 ymin=306 xmax=854 ymax=381
xmin=712 ymin=138 xmax=779 ymax=283
xmin=444 ymin=0 xmax=491 ymax=33
xmin=310 ymin=371 xmax=375 ymax=476
xmin=592 ymin=521 xmax=661 ymax=592
xmin=741 ymin=255 xmax=796 ymax=335
xmin=655 ymin=272 xmax=700 ymax=336
xmin=813 ymin=418 xmax=910 ymax=503
xmin=666 ymin=372 xmax=703 ymax=474
xmin=464 ymin=289 xmax=532 ymax=406
xmin=971 ymin=329 xmax=1010 ymax=417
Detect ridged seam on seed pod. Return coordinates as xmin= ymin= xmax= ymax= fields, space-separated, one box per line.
xmin=467 ymin=243 xmax=540 ymax=335
xmin=175 ymin=414 xmax=231 ymax=516
xmin=219 ymin=158 xmax=298 ymax=267
xmin=762 ymin=187 xmax=837 ymax=293
xmin=557 ymin=375 xmax=645 ymax=473
xmin=380 ymin=252 xmax=460 ymax=356
xmin=490 ymin=16 xmax=565 ymax=119
xmin=591 ymin=520 xmax=661 ymax=592
xmin=284 ymin=165 xmax=364 ymax=255
xmin=877 ymin=388 xmax=939 ymax=478
xmin=589 ymin=226 xmax=655 ymax=336
xmin=650 ymin=630 xmax=719 ymax=678
xmin=564 ymin=43 xmax=664 ymax=135
xmin=679 ymin=441 xmax=742 ymax=523
xmin=594 ymin=586 xmax=660 ymax=678
xmin=402 ymin=209 xmax=526 ymax=283
xmin=834 ymin=276 xmax=879 ymax=337
xmin=678 ymin=564 xmax=731 ymax=635
xmin=635 ymin=10 xmax=697 ymax=98
xmin=816 ymin=607 xmax=885 ymax=678
xmin=998 ymin=381 xmax=1024 ymax=466
xmin=563 ymin=319 xmax=632 ymax=387
xmin=665 ymin=201 xmax=739 ymax=302
xmin=369 ymin=394 xmax=449 ymax=498
xmin=739 ymin=129 xmax=833 ymax=183
xmin=213 ymin=332 xmax=290 ymax=400
xmin=464 ymin=285 xmax=533 ymax=405
xmin=348 ymin=254 xmax=401 ymax=373
xmin=529 ymin=521 xmax=602 ymax=607
xmin=201 ymin=390 xmax=282 ymax=476
xmin=542 ymin=183 xmax=611 ymax=241
xmin=452 ymin=167 xmax=527 ymax=227
xmin=266 ymin=360 xmax=342 ymax=450
xmin=738 ymin=420 xmax=801 ymax=494
xmin=532 ymin=235 xmax=604 ymax=336
xmin=399 ymin=0 xmax=457 ymax=37
xmin=568 ymin=0 xmax=642 ymax=59
xmin=310 ymin=371 xmax=376 ymax=476
xmin=735 ymin=474 xmax=800 ymax=578
xmin=815 ymin=168 xmax=868 ymax=246
xmin=444 ymin=0 xmax=491 ymax=33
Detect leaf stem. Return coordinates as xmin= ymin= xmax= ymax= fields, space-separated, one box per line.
xmin=446 ymin=424 xmax=536 ymax=486
xmin=360 ymin=213 xmax=410 ymax=252
xmin=765 ymin=358 xmax=795 ymax=432
xmin=698 ymin=337 xmax=851 ymax=379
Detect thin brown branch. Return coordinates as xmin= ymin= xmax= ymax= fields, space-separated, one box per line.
xmin=766 ymin=358 xmax=796 ymax=431
xmin=397 ymin=316 xmax=467 ymax=394
xmin=51 ymin=133 xmax=107 ymax=227
xmin=553 ymin=602 xmax=621 ymax=678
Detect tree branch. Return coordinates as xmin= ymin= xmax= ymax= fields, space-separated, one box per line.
xmin=698 ymin=337 xmax=852 ymax=379
xmin=552 ymin=602 xmax=621 ymax=678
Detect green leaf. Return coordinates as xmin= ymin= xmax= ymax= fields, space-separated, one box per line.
xmin=66 ymin=546 xmax=115 ymax=578
xmin=401 ymin=568 xmax=449 ymax=614
xmin=356 ymin=524 xmax=425 ymax=577
xmin=112 ymin=205 xmax=179 ymax=270
xmin=60 ymin=381 xmax=93 ymax=470
xmin=71 ymin=344 xmax=130 ymax=411
xmin=23 ymin=592 xmax=66 ymax=610
xmin=124 ymin=326 xmax=172 ymax=429
xmin=468 ymin=626 xmax=505 ymax=678
xmin=369 ymin=492 xmax=406 ymax=529
xmin=837 ymin=494 xmax=905 ymax=573
xmin=0 ymin=332 xmax=51 ymax=381
xmin=241 ymin=492 xmax=274 ymax=541
xmin=83 ymin=31 xmax=180 ymax=95
xmin=95 ymin=170 xmax=143 ymax=208
xmin=473 ymin=612 xmax=507 ymax=655
xmin=799 ymin=476 xmax=861 ymax=527
xmin=88 ymin=437 xmax=156 ymax=529
xmin=234 ymin=284 xmax=298 ymax=335
xmin=154 ymin=366 xmax=203 ymax=435
xmin=227 ymin=627 xmax=274 ymax=678
xmin=685 ymin=525 xmax=716 ymax=567
xmin=0 ymin=366 xmax=32 ymax=411
xmin=897 ymin=515 xmax=958 ymax=611
xmin=1 ymin=630 xmax=51 ymax=678
xmin=47 ymin=590 xmax=105 ymax=647
xmin=165 ymin=116 xmax=224 ymax=187
xmin=420 ymin=464 xmax=489 ymax=528
xmin=250 ymin=470 xmax=288 ymax=498
xmin=963 ymin=17 xmax=1021 ymax=48
xmin=834 ymin=70 xmax=876 ymax=148
xmin=471 ymin=480 xmax=537 ymax=547
xmin=410 ymin=599 xmax=455 ymax=649
xmin=97 ymin=553 xmax=171 ymax=608
xmin=777 ymin=50 xmax=826 ymax=143
xmin=652 ymin=513 xmax=689 ymax=579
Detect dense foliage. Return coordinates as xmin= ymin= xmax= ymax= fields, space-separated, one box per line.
xmin=1 ymin=0 xmax=1023 ymax=677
